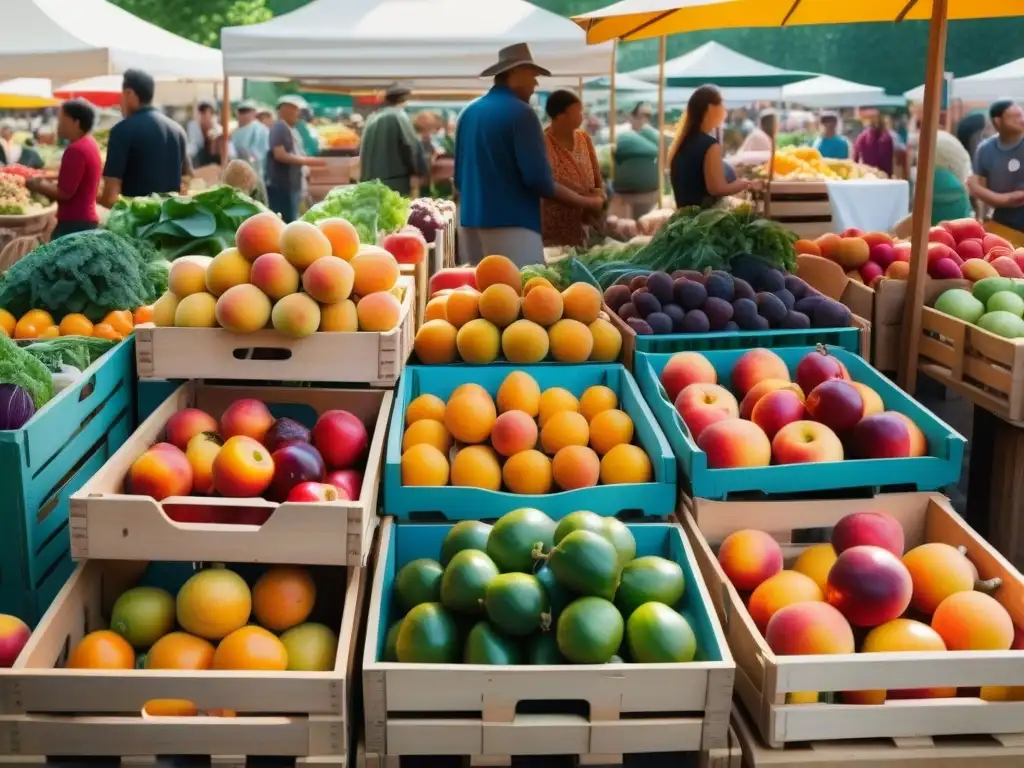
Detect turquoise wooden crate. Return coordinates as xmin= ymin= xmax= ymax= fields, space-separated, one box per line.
xmin=635 ymin=346 xmax=966 ymax=500
xmin=384 ymin=364 xmax=676 ymax=520
xmin=0 ymin=338 xmax=135 ymax=625
xmin=632 ymin=325 xmax=861 ymax=355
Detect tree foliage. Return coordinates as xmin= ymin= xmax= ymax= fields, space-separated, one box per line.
xmin=110 ymin=0 xmax=272 ymax=48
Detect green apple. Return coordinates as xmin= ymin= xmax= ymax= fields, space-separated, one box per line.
xmin=935 ymin=289 xmax=985 ymax=324
xmin=988 ymin=291 xmax=1024 ymax=318
xmin=978 ymin=311 xmax=1024 ymax=338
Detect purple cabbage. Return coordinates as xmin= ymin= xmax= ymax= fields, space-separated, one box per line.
xmin=407 ymin=198 xmax=449 ymax=242
xmin=0 ymin=384 xmax=35 ymax=430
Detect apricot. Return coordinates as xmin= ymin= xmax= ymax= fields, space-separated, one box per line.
xmin=502 ymin=449 xmax=552 ymax=494
xmin=128 ymin=443 xmax=193 ymax=501
xmin=475 ymin=255 xmax=522 ymax=295
xmin=424 ymin=296 xmax=448 ymax=323
xmin=765 ymin=602 xmax=855 ymax=656
xmin=496 ymin=371 xmax=541 ymax=417
xmin=444 ymin=389 xmax=496 ymax=444
xmin=401 ymin=443 xmax=449 ymax=486
xmin=552 ymin=445 xmax=601 ymax=490
xmin=445 ymin=290 xmax=481 ymax=328
xmin=236 ymin=211 xmax=285 ymax=261
xmin=450 ymin=384 xmax=488 ymax=400
xmin=351 ymin=246 xmax=400 ymax=295
xmin=302 ymin=257 xmax=354 ymax=304
xmin=717 ymin=529 xmax=784 ymax=591
xmin=548 ymin=319 xmax=594 ymax=363
xmin=731 ymin=349 xmax=790 ymax=398
xmin=748 ymin=570 xmax=824 ymax=631
xmin=540 ymin=411 xmax=590 ymax=455
xmin=271 ymin=293 xmax=321 ymax=338
xmin=538 ymin=387 xmax=579 ymax=427
xmin=561 ymin=282 xmax=602 ymax=324
xmin=357 ymin=292 xmax=402 ymax=332
xmin=165 ymin=408 xmax=218 ymax=452
xmin=414 ymin=320 xmax=458 ymax=364
xmin=319 ymin=300 xmax=358 ymax=332
xmin=402 ymin=419 xmax=452 ymax=455
xmin=814 ymin=233 xmax=842 ymax=259
xmin=579 ymin=386 xmax=618 ymax=422
xmin=168 ymin=257 xmax=211 ymax=298
xmin=215 ymin=284 xmax=272 ymax=334
xmin=844 ymin=619 xmax=953 ymax=705
xmin=174 ymin=292 xmax=218 ymax=328
xmin=405 ymin=394 xmax=446 ymax=425
xmin=206 ymin=248 xmax=252 ymax=297
xmin=588 ymin=318 xmax=622 ymax=362
xmin=793 ymin=544 xmax=838 ymax=593
xmin=280 ymin=221 xmax=332 ymax=270
xmin=152 ymin=292 xmax=180 ymax=327
xmin=490 ymin=410 xmax=538 ymax=457
xmin=599 ymin=444 xmax=652 ymax=485
xmin=250 ymin=253 xmax=300 ymax=301
xmin=478 ymin=284 xmax=521 ymax=328
xmin=902 ymin=542 xmax=983 ymax=614
xmin=522 ymin=285 xmax=563 ymax=327
xmin=588 ymin=409 xmax=634 ymax=456
xmin=450 ymin=445 xmax=502 ymax=490
xmin=931 ymin=591 xmax=1014 ymax=650
xmin=456 ymin=318 xmax=500 ymax=364
xmin=502 ymin=319 xmax=550 ymax=363
xmin=317 ymin=218 xmax=360 ymax=260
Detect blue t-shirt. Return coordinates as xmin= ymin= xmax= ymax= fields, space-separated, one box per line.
xmin=974 ymin=134 xmax=1024 ymax=232
xmin=814 ymin=135 xmax=851 ymax=160
xmin=454 ymin=85 xmax=555 ymax=233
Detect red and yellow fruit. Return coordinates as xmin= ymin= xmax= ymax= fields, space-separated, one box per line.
xmin=748 ymin=570 xmax=824 ymax=631
xmin=212 ymin=436 xmax=275 ymax=498
xmin=826 ymin=545 xmax=912 ymax=627
xmin=129 ymin=443 xmax=193 ymax=501
xmin=235 ymin=211 xmax=285 ymax=261
xmin=718 ymin=529 xmax=783 ymax=591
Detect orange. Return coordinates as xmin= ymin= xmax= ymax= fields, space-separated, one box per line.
xmin=134 ymin=305 xmax=155 ymax=325
xmin=67 ymin=630 xmax=135 ymax=669
xmin=92 ymin=323 xmax=124 ymax=341
xmin=212 ymin=625 xmax=288 ymax=671
xmin=0 ymin=309 xmax=15 ymax=336
xmin=13 ymin=317 xmax=41 ymax=339
xmin=37 ymin=325 xmax=60 ymax=339
xmin=59 ymin=313 xmax=94 ymax=337
xmin=145 ymin=632 xmax=216 ymax=670
xmin=252 ymin=567 xmax=316 ymax=632
xmin=143 ymin=699 xmax=199 ymax=717
xmin=103 ymin=310 xmax=134 ymax=335
xmin=21 ymin=309 xmax=54 ymax=328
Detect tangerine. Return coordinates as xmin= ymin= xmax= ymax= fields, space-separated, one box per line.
xmin=212 ymin=625 xmax=288 ymax=671
xmin=176 ymin=568 xmax=252 ymax=641
xmin=145 ymin=632 xmax=216 ymax=670
xmin=59 ymin=313 xmax=94 ymax=337
xmin=252 ymin=567 xmax=316 ymax=632
xmin=67 ymin=630 xmax=135 ymax=669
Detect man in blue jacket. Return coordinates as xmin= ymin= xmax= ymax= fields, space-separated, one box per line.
xmin=455 ymin=43 xmax=604 ymax=267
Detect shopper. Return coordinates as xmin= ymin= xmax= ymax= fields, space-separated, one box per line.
xmin=969 ymin=100 xmax=1024 ymax=232
xmin=610 ymin=103 xmax=661 ymax=219
xmin=542 ymin=89 xmax=603 ymax=247
xmin=361 ymin=84 xmax=428 ymax=195
xmin=454 ymin=43 xmax=602 ymax=267
xmin=669 ymin=85 xmax=758 ymax=210
xmin=266 ymin=95 xmax=325 ymax=223
xmin=739 ymin=110 xmax=777 ymax=153
xmin=26 ymin=99 xmax=102 ymax=239
xmin=813 ymin=112 xmax=851 ymax=160
xmin=231 ymin=100 xmax=270 ymax=177
xmin=853 ymin=114 xmax=895 ymax=176
xmin=99 ymin=69 xmax=192 ymax=206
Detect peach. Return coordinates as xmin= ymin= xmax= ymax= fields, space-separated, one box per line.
xmin=589 ymin=318 xmax=622 ymax=362
xmin=357 ymin=292 xmax=402 ymax=332
xmin=834 ymin=237 xmax=870 ymax=270
xmin=220 ymin=398 xmax=275 ymax=443
xmin=406 ymin=394 xmax=446 ymax=425
xmin=548 ymin=319 xmax=593 ymax=362
xmin=503 ymin=449 xmax=553 ymax=494
xmin=739 ymin=379 xmax=804 ymax=419
xmin=280 ymin=221 xmax=332 ymax=270
xmin=794 ymin=239 xmax=821 ymax=256
xmin=552 ymin=445 xmax=601 ymax=490
xmin=319 ymin=300 xmax=358 ymax=332
xmin=152 ymin=292 xmax=180 ymax=327
xmin=235 ymin=211 xmax=285 ymax=261
xmin=675 ymin=383 xmax=739 ymax=441
xmin=731 ymin=349 xmax=790 ymax=398
xmin=831 ymin=511 xmax=904 ymax=557
xmin=748 ymin=570 xmax=824 ymax=632
xmin=475 ymin=254 xmax=522 ymax=295
xmin=205 ymin=248 xmax=251 ymax=297
xmin=490 ymin=410 xmax=538 ymax=457
xmin=450 ymin=445 xmax=502 ymax=491
xmin=478 ymin=284 xmax=521 ymax=328
xmin=990 ymin=256 xmax=1023 ymax=278
xmin=697 ymin=419 xmax=771 ymax=469
xmin=766 ymin=601 xmax=855 ymax=656
xmin=891 ymin=412 xmax=927 ymax=457
xmin=851 ymin=412 xmax=911 ymax=459
xmin=186 ymin=431 xmax=223 ymax=495
xmin=931 ymin=591 xmax=1014 ymax=651
xmin=815 ymin=233 xmax=842 ymax=259
xmin=984 ymin=232 xmax=1013 ymax=253
xmin=174 ymin=292 xmax=218 ymax=327
xmin=456 ymin=318 xmax=501 ymax=364
xmin=351 ymin=246 xmax=400 ymax=295
xmin=215 ymin=284 xmax=272 ymax=334
xmin=168 ymin=256 xmax=211 ymax=298
xmin=317 ymin=218 xmax=360 ymax=260
xmin=771 ymin=420 xmax=843 ymax=465
xmin=902 ymin=542 xmax=978 ymax=614
xmin=165 ymin=408 xmax=218 ymax=451
xmin=540 ymin=410 xmax=590 ymax=455
xmin=0 ymin=615 xmax=30 ymax=668
xmin=928 ymin=226 xmax=957 ymax=249
xmin=414 ymin=320 xmax=459 ymax=364
xmin=718 ymin=529 xmax=783 ymax=591
xmin=849 ymin=382 xmax=884 ymax=416
xmin=522 ymin=285 xmax=563 ymax=327
xmin=826 ymin=545 xmax=912 ymax=627
xmin=660 ymin=352 xmax=717 ymax=402
xmin=599 ymin=443 xmax=652 ymax=484
xmin=502 ymin=319 xmax=550 ymax=364
xmin=301 ymin=256 xmax=354 ymax=304
xmin=885 ymin=261 xmax=909 ymax=279
xmin=561 ymin=282 xmax=602 ymax=324
xmin=845 ymin=619 xmax=953 ymax=704
xmin=212 ymin=436 xmax=275 ymax=498
xmin=892 ymin=241 xmax=913 ymax=263
xmin=250 ymin=253 xmax=299 ymax=301
xmin=751 ymin=389 xmax=806 ymax=441
xmin=496 ymin=371 xmax=541 ymax=417
xmin=272 ymin=293 xmax=321 ymax=339
xmin=424 ymin=295 xmax=448 ymax=323
xmin=793 ymin=543 xmax=837 ymax=593
xmin=128 ymin=443 xmax=193 ymax=501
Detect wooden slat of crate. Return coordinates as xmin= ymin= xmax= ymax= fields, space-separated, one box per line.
xmin=399 ymin=260 xmax=427 ymax=331
xmin=679 ymin=493 xmax=1024 ymax=748
xmin=918 ymin=306 xmax=1024 ymax=424
xmin=135 ymin=277 xmax=414 ymax=386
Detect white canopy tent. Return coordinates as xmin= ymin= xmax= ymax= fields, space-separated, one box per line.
xmin=220 ymin=0 xmax=613 ymax=89
xmin=781 ymin=75 xmax=905 ymax=108
xmin=905 ymin=56 xmax=1024 ymax=101
xmin=628 ymin=41 xmax=815 ymax=88
xmin=0 ymin=0 xmax=223 ymax=80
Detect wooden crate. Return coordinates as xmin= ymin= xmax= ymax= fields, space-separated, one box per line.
xmin=308 ymin=157 xmax=360 ymax=203
xmin=731 ymin=702 xmax=1024 ymax=768
xmin=135 ymin=277 xmax=415 ymax=386
xmin=918 ymin=305 xmax=1024 ymax=424
xmin=70 ymin=382 xmax=390 ymax=567
xmin=763 ymin=182 xmax=833 ymax=240
xmin=363 ymin=517 xmax=734 ymax=765
xmin=0 ymin=559 xmax=365 ymax=762
xmin=679 ymin=492 xmax=1024 ymax=748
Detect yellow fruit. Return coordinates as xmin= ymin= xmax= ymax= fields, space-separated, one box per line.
xmin=405 ymin=394 xmax=446 ymax=425
xmin=579 ymin=386 xmax=618 ymax=422
xmin=588 ymin=318 xmax=622 ymax=362
xmin=496 ymin=371 xmax=541 ymax=417
xmin=176 ymin=569 xmax=252 ymax=641
xmin=174 ymin=292 xmax=218 ymax=328
xmin=152 ymin=292 xmax=180 ymax=327
xmin=414 ymin=320 xmax=458 ymax=364
xmin=450 ymin=445 xmax=502 ymax=490
xmin=402 ymin=419 xmax=452 ymax=455
xmin=401 ymin=443 xmax=450 ymax=486
xmin=456 ymin=318 xmax=500 ymax=364
xmin=538 ymin=387 xmax=579 ymax=427
xmin=588 ymin=409 xmax=635 ymax=456
xmin=502 ymin=449 xmax=553 ymax=494
xmin=600 ymin=444 xmax=652 ymax=485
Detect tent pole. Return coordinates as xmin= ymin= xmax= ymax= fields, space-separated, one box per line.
xmin=578 ymin=77 xmax=584 ymax=97
xmin=656 ymin=36 xmax=666 ymax=207
xmin=898 ymin=0 xmax=948 ymax=392
xmin=220 ymin=75 xmax=230 ymax=166
xmin=609 ymin=40 xmax=617 ymax=183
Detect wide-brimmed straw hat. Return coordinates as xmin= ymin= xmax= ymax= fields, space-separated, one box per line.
xmin=480 ymin=43 xmax=552 ymax=78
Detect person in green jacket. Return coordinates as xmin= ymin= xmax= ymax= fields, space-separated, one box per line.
xmin=611 ymin=102 xmax=665 ymax=218
xmin=360 ymin=84 xmax=429 ymax=196
xmin=931 ymin=129 xmax=973 ymax=223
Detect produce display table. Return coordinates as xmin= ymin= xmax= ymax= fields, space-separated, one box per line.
xmin=0 ymin=205 xmax=56 ymax=268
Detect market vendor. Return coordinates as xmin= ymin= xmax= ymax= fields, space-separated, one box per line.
xmin=26 ymin=99 xmax=101 ymax=239
xmin=969 ymin=100 xmax=1024 ymax=233
xmin=454 ymin=43 xmax=603 ymax=267
xmin=813 ymin=112 xmax=852 ymax=160
xmin=360 ymin=84 xmax=429 ymax=196
xmin=266 ymin=95 xmax=326 ymax=223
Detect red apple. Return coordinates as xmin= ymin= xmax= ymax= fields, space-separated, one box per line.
xmin=852 ymin=412 xmax=912 ymax=459
xmin=771 ymin=420 xmax=844 ymax=464
xmin=826 ymin=545 xmax=912 ymax=627
xmin=264 ymin=417 xmax=311 ymax=452
xmin=267 ymin=443 xmax=326 ymax=502
xmin=325 ymin=469 xmax=361 ymax=501
xmin=313 ymin=410 xmax=369 ymax=469
xmin=220 ymin=398 xmax=275 ymax=444
xmin=675 ymin=383 xmax=739 ymax=441
xmin=750 ymin=389 xmax=806 ymax=441
xmin=928 ymin=227 xmax=957 ymax=249
xmin=806 ymin=379 xmax=864 ymax=433
xmin=832 ymin=511 xmax=905 ymax=556
xmin=955 ymin=238 xmax=984 ymax=262
xmin=287 ymin=482 xmax=341 ymax=502
xmin=0 ymin=615 xmax=30 ymax=667
xmin=795 ymin=346 xmax=846 ymax=395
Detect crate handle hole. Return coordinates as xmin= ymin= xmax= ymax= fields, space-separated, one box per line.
xmin=232 ymin=347 xmax=293 ymax=362
xmin=77 ymin=375 xmax=97 ymax=401
xmin=514 ymin=699 xmax=592 ymax=718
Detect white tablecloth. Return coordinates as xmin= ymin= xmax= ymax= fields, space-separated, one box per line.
xmin=824 ymin=179 xmax=910 ymax=233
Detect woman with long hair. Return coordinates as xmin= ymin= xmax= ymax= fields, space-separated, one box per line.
xmin=670 ymin=85 xmax=755 ymax=209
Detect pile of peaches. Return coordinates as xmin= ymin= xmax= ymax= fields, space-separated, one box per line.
xmin=661 ymin=346 xmax=927 ymax=468
xmin=127 ymin=399 xmax=369 ymax=519
xmin=719 ymin=509 xmax=1020 ymax=703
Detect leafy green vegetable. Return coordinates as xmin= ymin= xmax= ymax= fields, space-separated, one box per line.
xmin=0 ymin=230 xmax=166 ymax=322
xmin=23 ymin=337 xmax=117 ymax=373
xmin=0 ymin=334 xmax=53 ymax=408
xmin=105 ymin=186 xmax=267 ymax=260
xmin=302 ymin=180 xmax=409 ymax=244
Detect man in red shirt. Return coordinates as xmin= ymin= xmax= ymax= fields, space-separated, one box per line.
xmin=27 ymin=99 xmax=102 ymax=239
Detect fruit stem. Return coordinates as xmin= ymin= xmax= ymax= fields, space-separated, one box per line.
xmin=815 ymin=342 xmax=828 ymax=356
xmin=531 ymin=542 xmax=550 ymax=562
xmin=540 ymin=612 xmax=552 ymax=632
xmin=975 ymin=577 xmax=1003 ymax=594
xmin=957 ymin=545 xmax=968 ymax=556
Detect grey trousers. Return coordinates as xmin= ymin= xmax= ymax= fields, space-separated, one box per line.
xmin=458 ymin=226 xmax=544 ymax=268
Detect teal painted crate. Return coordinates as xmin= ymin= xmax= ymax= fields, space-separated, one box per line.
xmin=361 ymin=516 xmax=734 ymax=758
xmin=0 ymin=338 xmax=135 ymax=625
xmin=384 ymin=364 xmax=676 ymax=520
xmin=635 ymin=346 xmax=966 ymax=501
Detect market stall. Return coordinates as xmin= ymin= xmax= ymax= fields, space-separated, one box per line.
xmin=53 ymin=75 xmax=245 ymax=108
xmin=905 ymin=53 xmax=1024 ymax=101
xmin=780 ymin=74 xmax=905 ymax=109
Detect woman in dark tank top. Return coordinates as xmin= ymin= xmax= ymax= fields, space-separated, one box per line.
xmin=670 ymin=85 xmax=757 ymax=208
